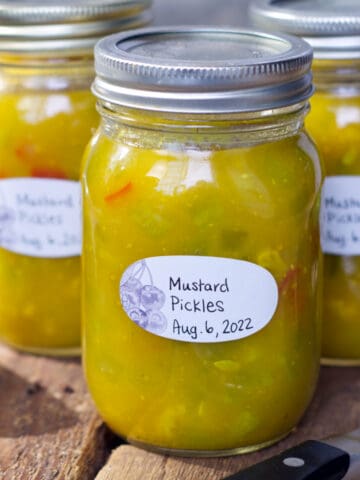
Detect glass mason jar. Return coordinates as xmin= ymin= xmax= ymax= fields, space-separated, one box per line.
xmin=82 ymin=27 xmax=322 ymax=455
xmin=0 ymin=0 xmax=152 ymax=356
xmin=250 ymin=0 xmax=360 ymax=365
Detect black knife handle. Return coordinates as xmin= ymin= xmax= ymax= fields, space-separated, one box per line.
xmin=222 ymin=441 xmax=350 ymax=480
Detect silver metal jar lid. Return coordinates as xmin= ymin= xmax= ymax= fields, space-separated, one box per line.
xmin=249 ymin=0 xmax=360 ymax=60
xmin=0 ymin=0 xmax=152 ymax=55
xmin=93 ymin=26 xmax=313 ymax=114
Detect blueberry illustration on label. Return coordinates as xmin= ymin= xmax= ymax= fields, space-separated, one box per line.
xmin=120 ymin=277 xmax=142 ymax=310
xmin=0 ymin=204 xmax=16 ymax=246
xmin=0 ymin=205 xmax=15 ymax=228
xmin=127 ymin=307 xmax=149 ymax=328
xmin=147 ymin=310 xmax=167 ymax=333
xmin=140 ymin=285 xmax=165 ymax=310
xmin=120 ymin=260 xmax=168 ymax=333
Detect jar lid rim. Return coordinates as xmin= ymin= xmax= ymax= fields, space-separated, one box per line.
xmin=93 ymin=26 xmax=314 ymax=114
xmin=0 ymin=0 xmax=151 ymax=23
xmin=0 ymin=0 xmax=151 ymax=54
xmin=250 ymin=0 xmax=360 ymax=59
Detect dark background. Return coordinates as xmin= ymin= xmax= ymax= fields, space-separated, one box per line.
xmin=153 ymin=0 xmax=251 ymax=27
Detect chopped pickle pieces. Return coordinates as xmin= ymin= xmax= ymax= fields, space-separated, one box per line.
xmin=0 ymin=90 xmax=98 ymax=353
xmin=82 ymin=122 xmax=322 ymax=452
xmin=307 ymin=91 xmax=360 ymax=361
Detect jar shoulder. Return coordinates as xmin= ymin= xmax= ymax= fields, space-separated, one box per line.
xmin=307 ymin=91 xmax=360 ymax=174
xmin=0 ymin=89 xmax=98 ymax=180
xmin=82 ymin=129 xmax=322 ymax=217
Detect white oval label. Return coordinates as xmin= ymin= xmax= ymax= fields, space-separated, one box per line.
xmin=320 ymin=175 xmax=360 ymax=255
xmin=119 ymin=256 xmax=279 ymax=343
xmin=0 ymin=178 xmax=81 ymax=258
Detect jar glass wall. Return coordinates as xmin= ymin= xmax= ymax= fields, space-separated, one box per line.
xmin=82 ymin=27 xmax=322 ymax=455
xmin=0 ymin=56 xmax=97 ymax=355
xmin=0 ymin=0 xmax=152 ymax=355
xmin=83 ymin=108 xmax=322 ymax=455
xmin=249 ymin=0 xmax=360 ymax=365
xmin=306 ymin=60 xmax=360 ymax=364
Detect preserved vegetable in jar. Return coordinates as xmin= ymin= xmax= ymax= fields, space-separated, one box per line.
xmin=250 ymin=0 xmax=360 ymax=364
xmin=308 ymin=93 xmax=360 ymax=363
xmin=0 ymin=0 xmax=152 ymax=355
xmin=82 ymin=27 xmax=322 ymax=455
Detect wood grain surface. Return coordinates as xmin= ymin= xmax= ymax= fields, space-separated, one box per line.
xmin=0 ymin=344 xmax=110 ymax=480
xmin=1 ymin=342 xmax=359 ymax=479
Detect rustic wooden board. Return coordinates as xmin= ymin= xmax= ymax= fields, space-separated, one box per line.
xmin=1 ymin=341 xmax=360 ymax=480
xmin=96 ymin=366 xmax=360 ymax=480
xmin=0 ymin=344 xmax=110 ymax=480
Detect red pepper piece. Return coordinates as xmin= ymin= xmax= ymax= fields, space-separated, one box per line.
xmin=105 ymin=182 xmax=133 ymax=203
xmin=279 ymin=267 xmax=300 ymax=294
xmin=15 ymin=142 xmax=37 ymax=163
xmin=31 ymin=167 xmax=68 ymax=179
xmin=279 ymin=266 xmax=306 ymax=312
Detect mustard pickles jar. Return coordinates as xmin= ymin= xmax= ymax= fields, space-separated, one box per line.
xmin=250 ymin=1 xmax=360 ymax=365
xmin=0 ymin=1 xmax=152 ymax=355
xmin=82 ymin=28 xmax=322 ymax=455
